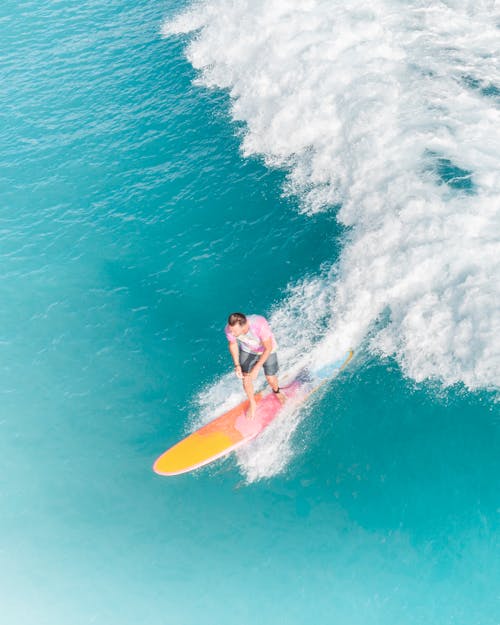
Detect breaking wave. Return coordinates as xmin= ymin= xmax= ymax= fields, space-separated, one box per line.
xmin=163 ymin=0 xmax=500 ymax=478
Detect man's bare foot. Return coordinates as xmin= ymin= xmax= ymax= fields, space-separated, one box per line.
xmin=247 ymin=400 xmax=257 ymax=420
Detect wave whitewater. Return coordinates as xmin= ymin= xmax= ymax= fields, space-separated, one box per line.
xmin=163 ymin=0 xmax=500 ymax=478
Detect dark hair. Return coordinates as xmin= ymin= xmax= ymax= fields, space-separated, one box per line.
xmin=228 ymin=312 xmax=247 ymax=327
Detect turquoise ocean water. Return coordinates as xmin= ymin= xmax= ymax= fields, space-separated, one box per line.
xmin=1 ymin=2 xmax=499 ymax=624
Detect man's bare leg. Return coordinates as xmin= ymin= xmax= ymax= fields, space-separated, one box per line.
xmin=243 ymin=374 xmax=257 ymax=419
xmin=266 ymin=375 xmax=286 ymax=405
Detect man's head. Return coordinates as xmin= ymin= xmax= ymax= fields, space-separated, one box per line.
xmin=228 ymin=312 xmax=249 ymax=336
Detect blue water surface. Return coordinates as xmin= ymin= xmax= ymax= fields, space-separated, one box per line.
xmin=1 ymin=2 xmax=498 ymax=624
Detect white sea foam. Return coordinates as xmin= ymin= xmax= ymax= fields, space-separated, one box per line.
xmin=164 ymin=1 xmax=500 ymax=478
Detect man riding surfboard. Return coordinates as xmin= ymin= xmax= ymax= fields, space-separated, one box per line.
xmin=225 ymin=312 xmax=286 ymax=419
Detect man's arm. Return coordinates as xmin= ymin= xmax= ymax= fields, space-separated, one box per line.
xmin=228 ymin=341 xmax=243 ymax=379
xmin=250 ymin=337 xmax=273 ymax=379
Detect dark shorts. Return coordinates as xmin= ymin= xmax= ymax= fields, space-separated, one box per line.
xmin=239 ymin=347 xmax=279 ymax=376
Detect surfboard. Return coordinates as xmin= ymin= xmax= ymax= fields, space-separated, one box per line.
xmin=153 ymin=350 xmax=353 ymax=476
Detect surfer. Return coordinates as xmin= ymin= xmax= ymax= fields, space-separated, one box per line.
xmin=225 ymin=312 xmax=286 ymax=419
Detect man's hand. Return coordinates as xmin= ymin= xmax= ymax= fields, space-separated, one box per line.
xmin=235 ymin=364 xmax=243 ymax=379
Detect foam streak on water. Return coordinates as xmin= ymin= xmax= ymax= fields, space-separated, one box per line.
xmin=163 ymin=0 xmax=500 ymax=397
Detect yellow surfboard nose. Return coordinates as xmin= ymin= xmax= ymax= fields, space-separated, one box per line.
xmin=154 ymin=430 xmax=236 ymax=475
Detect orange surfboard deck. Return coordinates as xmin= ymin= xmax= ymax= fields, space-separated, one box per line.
xmin=153 ymin=350 xmax=353 ymax=476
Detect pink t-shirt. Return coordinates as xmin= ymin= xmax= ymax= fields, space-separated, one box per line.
xmin=225 ymin=315 xmax=277 ymax=354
